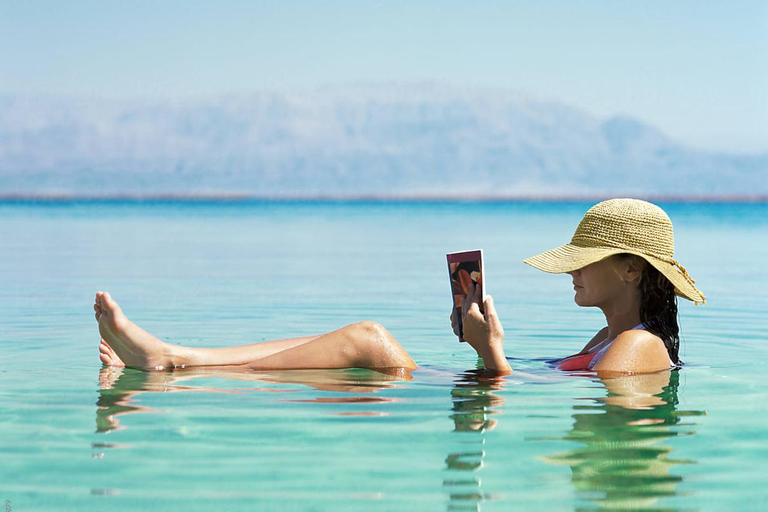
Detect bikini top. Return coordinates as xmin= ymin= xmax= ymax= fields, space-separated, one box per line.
xmin=556 ymin=324 xmax=645 ymax=371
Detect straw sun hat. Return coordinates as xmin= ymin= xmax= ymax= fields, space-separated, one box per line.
xmin=524 ymin=198 xmax=706 ymax=305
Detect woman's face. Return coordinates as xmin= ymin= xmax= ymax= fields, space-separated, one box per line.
xmin=567 ymin=257 xmax=636 ymax=308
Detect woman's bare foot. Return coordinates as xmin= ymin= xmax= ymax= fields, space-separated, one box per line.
xmin=99 ymin=339 xmax=125 ymax=367
xmin=94 ymin=292 xmax=178 ymax=370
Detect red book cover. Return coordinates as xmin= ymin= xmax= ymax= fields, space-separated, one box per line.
xmin=446 ymin=249 xmax=485 ymax=342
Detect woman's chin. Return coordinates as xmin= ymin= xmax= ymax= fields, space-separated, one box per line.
xmin=573 ymin=294 xmax=590 ymax=307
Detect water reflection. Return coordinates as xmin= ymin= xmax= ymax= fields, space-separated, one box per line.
xmin=96 ymin=365 xmax=704 ymax=510
xmin=545 ymin=370 xmax=706 ymax=510
xmin=444 ymin=371 xmax=506 ymax=511
xmin=95 ymin=366 xmax=408 ymax=433
xmin=441 ymin=370 xmax=705 ymax=511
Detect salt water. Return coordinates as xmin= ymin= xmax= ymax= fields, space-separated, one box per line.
xmin=1 ymin=200 xmax=766 ymax=511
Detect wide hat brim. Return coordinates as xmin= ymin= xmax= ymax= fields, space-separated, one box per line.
xmin=524 ymin=243 xmax=706 ymax=305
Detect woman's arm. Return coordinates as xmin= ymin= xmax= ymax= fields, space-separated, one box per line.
xmin=460 ymin=282 xmax=512 ymax=375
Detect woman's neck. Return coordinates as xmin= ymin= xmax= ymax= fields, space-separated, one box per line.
xmin=600 ymin=296 xmax=642 ymax=341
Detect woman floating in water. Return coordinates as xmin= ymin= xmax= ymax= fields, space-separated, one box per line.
xmin=96 ymin=198 xmax=704 ymax=375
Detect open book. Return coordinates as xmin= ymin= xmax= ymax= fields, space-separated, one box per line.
xmin=446 ymin=249 xmax=485 ymax=342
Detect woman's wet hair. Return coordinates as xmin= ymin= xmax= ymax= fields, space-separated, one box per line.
xmin=617 ymin=254 xmax=681 ymax=365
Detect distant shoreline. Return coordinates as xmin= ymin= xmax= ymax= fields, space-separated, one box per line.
xmin=2 ymin=192 xmax=768 ymax=204
xmin=1 ymin=192 xmax=767 ymax=204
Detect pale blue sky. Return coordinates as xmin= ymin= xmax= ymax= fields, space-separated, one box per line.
xmin=1 ymin=1 xmax=766 ymax=153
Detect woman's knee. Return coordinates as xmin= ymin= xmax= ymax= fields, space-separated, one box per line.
xmin=342 ymin=321 xmax=414 ymax=368
xmin=345 ymin=321 xmax=394 ymax=344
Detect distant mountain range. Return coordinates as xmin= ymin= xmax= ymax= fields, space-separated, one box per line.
xmin=1 ymin=84 xmax=766 ymax=198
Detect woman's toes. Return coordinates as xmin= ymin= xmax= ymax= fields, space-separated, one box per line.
xmin=101 ymin=292 xmax=118 ymax=312
xmin=100 ymin=350 xmax=124 ymax=367
xmin=99 ymin=350 xmax=117 ymax=366
xmin=99 ymin=339 xmax=125 ymax=366
xmin=100 ymin=339 xmax=115 ymax=356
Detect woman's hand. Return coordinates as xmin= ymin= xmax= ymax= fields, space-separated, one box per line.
xmin=460 ymin=281 xmax=511 ymax=374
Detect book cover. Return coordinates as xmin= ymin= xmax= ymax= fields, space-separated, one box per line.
xmin=447 ymin=249 xmax=485 ymax=342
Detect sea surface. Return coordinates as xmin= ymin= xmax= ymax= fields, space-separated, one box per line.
xmin=1 ymin=200 xmax=766 ymax=511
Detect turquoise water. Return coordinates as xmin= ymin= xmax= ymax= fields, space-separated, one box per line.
xmin=1 ymin=200 xmax=767 ymax=511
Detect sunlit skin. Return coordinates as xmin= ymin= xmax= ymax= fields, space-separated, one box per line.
xmin=94 ymin=291 xmax=417 ymax=372
xmin=457 ymin=255 xmax=672 ymax=375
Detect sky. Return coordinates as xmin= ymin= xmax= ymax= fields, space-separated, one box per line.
xmin=1 ymin=0 xmax=766 ymax=153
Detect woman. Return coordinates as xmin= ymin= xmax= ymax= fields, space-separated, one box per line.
xmin=97 ymin=198 xmax=703 ymax=376
xmin=457 ymin=197 xmax=705 ymax=375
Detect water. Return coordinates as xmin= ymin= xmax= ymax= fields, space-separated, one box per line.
xmin=1 ymin=200 xmax=767 ymax=511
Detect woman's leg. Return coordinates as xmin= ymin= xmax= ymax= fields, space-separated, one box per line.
xmin=94 ymin=292 xmax=417 ymax=371
xmin=243 ymin=320 xmax=416 ymax=370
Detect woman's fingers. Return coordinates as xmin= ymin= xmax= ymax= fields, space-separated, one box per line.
xmin=466 ymin=301 xmax=484 ymax=323
xmin=462 ymin=281 xmax=485 ymax=323
xmin=460 ymin=281 xmax=490 ymax=343
xmin=472 ymin=280 xmax=483 ymax=313
xmin=468 ymin=281 xmax=481 ymax=305
xmin=461 ymin=281 xmax=473 ymax=320
xmin=464 ymin=280 xmax=482 ymax=305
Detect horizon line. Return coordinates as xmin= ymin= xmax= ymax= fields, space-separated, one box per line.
xmin=1 ymin=192 xmax=767 ymax=204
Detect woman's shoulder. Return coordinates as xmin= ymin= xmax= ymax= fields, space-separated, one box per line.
xmin=592 ymin=328 xmax=671 ymax=374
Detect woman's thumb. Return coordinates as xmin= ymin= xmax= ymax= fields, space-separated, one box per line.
xmin=484 ymin=295 xmax=496 ymax=315
xmin=484 ymin=295 xmax=503 ymax=331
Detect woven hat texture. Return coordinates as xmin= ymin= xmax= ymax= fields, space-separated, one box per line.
xmin=524 ymin=198 xmax=705 ymax=304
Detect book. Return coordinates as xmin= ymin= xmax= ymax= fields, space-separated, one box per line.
xmin=446 ymin=249 xmax=485 ymax=342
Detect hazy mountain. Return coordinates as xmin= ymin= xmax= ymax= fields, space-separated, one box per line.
xmin=0 ymin=84 xmax=765 ymax=197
